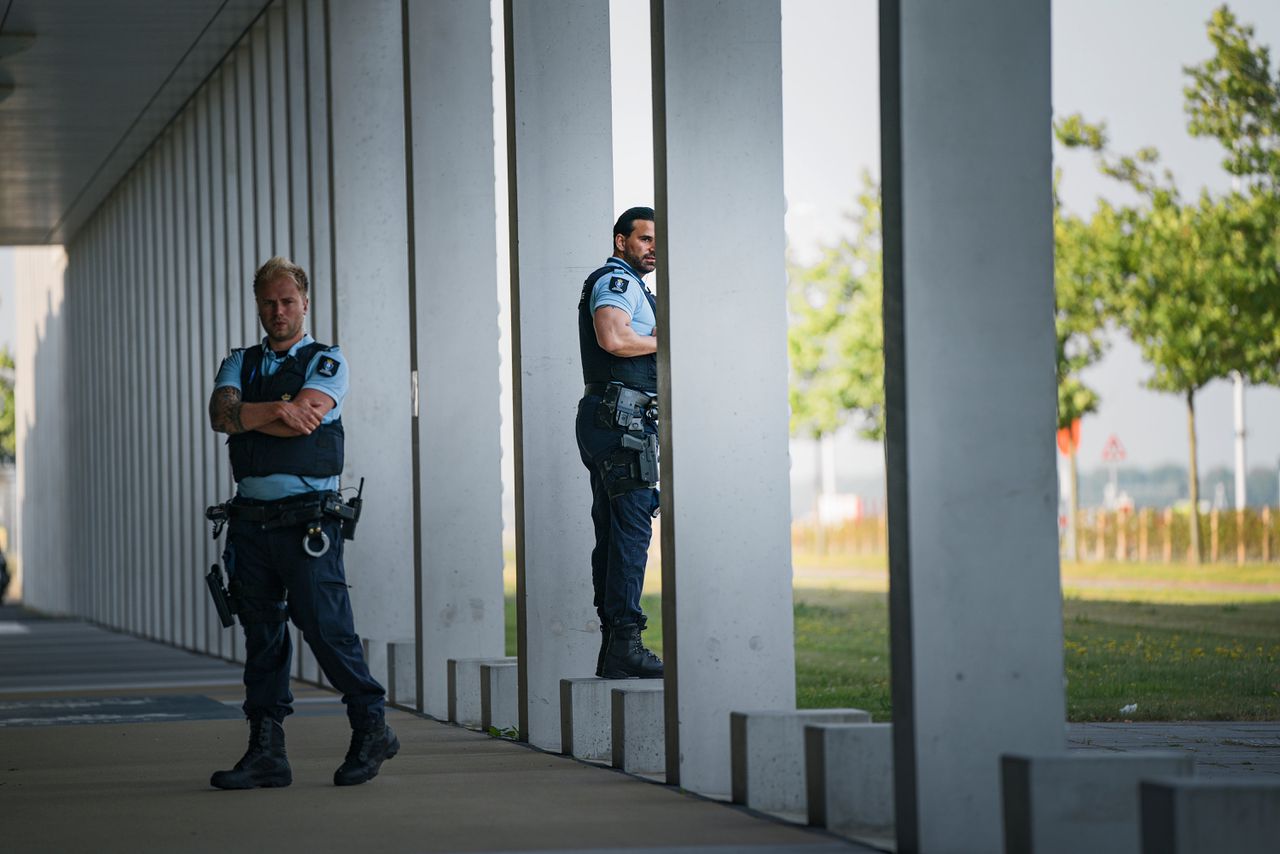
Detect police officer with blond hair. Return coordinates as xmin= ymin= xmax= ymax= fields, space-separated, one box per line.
xmin=207 ymin=256 xmax=396 ymax=789
xmin=577 ymin=207 xmax=664 ymax=679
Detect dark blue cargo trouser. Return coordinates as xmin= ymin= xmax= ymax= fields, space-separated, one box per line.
xmin=224 ymin=507 xmax=385 ymax=730
xmin=576 ymin=394 xmax=660 ymax=628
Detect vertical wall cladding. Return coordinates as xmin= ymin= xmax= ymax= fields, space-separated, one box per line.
xmin=142 ymin=155 xmax=160 ymax=640
xmin=192 ymin=88 xmax=213 ymax=654
xmin=207 ymin=68 xmax=230 ymax=660
xmin=304 ymin=0 xmax=334 ymax=344
xmin=162 ymin=127 xmax=180 ymax=645
xmin=252 ymin=19 xmax=273 ymax=266
xmin=176 ymin=113 xmax=194 ymax=650
xmin=122 ymin=173 xmax=140 ymax=635
xmin=268 ymin=5 xmax=291 ymax=257
xmin=284 ymin=0 xmax=311 ymax=298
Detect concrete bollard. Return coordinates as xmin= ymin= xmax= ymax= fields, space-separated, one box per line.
xmin=730 ymin=709 xmax=871 ymax=815
xmin=449 ymin=657 xmax=516 ymax=728
xmin=560 ymin=677 xmax=662 ymax=760
xmin=805 ymin=722 xmax=894 ymax=836
xmin=386 ymin=640 xmax=417 ymax=707
xmin=611 ymin=685 xmax=665 ymax=774
xmin=1141 ymin=778 xmax=1280 ymax=854
xmin=363 ymin=638 xmax=389 ymax=691
xmin=1002 ymin=752 xmax=1194 ymax=854
xmin=480 ymin=661 xmax=519 ymax=733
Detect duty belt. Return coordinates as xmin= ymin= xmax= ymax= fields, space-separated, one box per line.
xmin=225 ymin=494 xmax=331 ymax=529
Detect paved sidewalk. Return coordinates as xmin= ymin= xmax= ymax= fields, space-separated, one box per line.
xmin=0 ymin=605 xmax=865 ymax=854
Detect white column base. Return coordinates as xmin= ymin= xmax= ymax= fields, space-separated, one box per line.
xmin=480 ymin=662 xmax=519 ymax=733
xmin=449 ymin=657 xmax=515 ymax=729
xmin=1002 ymin=752 xmax=1194 ymax=854
xmin=560 ymin=677 xmax=662 ymax=761
xmin=611 ymin=686 xmax=666 ymax=775
xmin=386 ymin=640 xmax=417 ymax=707
xmin=1141 ymin=779 xmax=1280 ymax=854
xmin=805 ymin=722 xmax=894 ymax=839
xmin=730 ymin=709 xmax=871 ymax=814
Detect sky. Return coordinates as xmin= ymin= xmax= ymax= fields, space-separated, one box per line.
xmin=3 ymin=0 xmax=1279 ymax=511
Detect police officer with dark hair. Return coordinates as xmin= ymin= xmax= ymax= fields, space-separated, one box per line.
xmin=577 ymin=207 xmax=663 ymax=678
xmin=207 ymin=256 xmax=396 ymax=789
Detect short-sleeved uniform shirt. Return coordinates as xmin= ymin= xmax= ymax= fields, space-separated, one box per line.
xmin=214 ymin=333 xmax=348 ymax=501
xmin=589 ymin=256 xmax=655 ymax=335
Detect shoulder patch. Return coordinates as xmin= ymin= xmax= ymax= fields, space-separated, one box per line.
xmin=316 ymin=356 xmax=340 ymax=378
xmin=608 ymin=276 xmax=630 ymax=294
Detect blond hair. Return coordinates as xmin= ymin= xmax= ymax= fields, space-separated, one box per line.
xmin=252 ymin=256 xmax=309 ymax=296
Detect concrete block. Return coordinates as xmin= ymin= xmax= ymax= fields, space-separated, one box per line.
xmin=480 ymin=661 xmax=519 ymax=733
xmin=449 ymin=657 xmax=515 ymax=729
xmin=1141 ymin=778 xmax=1280 ymax=854
xmin=730 ymin=709 xmax=871 ymax=814
xmin=363 ymin=638 xmax=390 ymax=690
xmin=560 ymin=677 xmax=662 ymax=760
xmin=1002 ymin=752 xmax=1194 ymax=854
xmin=805 ymin=722 xmax=894 ymax=835
xmin=386 ymin=640 xmax=417 ymax=707
xmin=611 ymin=685 xmax=665 ymax=774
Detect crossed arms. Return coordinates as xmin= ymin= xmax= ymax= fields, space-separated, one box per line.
xmin=208 ymin=386 xmax=335 ymax=437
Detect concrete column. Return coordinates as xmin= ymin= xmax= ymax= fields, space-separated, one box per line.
xmin=504 ymin=0 xmax=613 ymax=751
xmin=284 ymin=0 xmax=311 ymax=284
xmin=650 ymin=0 xmax=795 ymax=795
xmin=14 ymin=246 xmax=68 ymax=615
xmin=207 ymin=71 xmax=233 ymax=660
xmin=124 ymin=175 xmax=144 ymax=635
xmin=328 ymin=0 xmax=416 ymax=648
xmin=404 ymin=0 xmax=505 ymax=719
xmin=879 ymin=2 xmax=1063 ymax=851
xmin=162 ymin=127 xmax=182 ymax=644
xmin=267 ymin=4 xmax=290 ymax=254
xmin=304 ymin=0 xmax=335 ymax=344
xmin=145 ymin=152 xmax=164 ymax=640
xmin=181 ymin=111 xmax=201 ymax=650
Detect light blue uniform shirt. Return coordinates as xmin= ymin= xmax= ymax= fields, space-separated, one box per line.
xmin=214 ymin=333 xmax=348 ymax=501
xmin=589 ymin=257 xmax=655 ymax=335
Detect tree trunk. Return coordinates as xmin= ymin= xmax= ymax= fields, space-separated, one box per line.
xmin=1187 ymin=390 xmax=1202 ymax=565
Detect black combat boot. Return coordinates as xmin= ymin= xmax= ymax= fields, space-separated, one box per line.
xmin=599 ymin=622 xmax=664 ymax=679
xmin=210 ymin=717 xmax=292 ymax=789
xmin=595 ymin=621 xmax=610 ymax=677
xmin=333 ymin=723 xmax=400 ymax=786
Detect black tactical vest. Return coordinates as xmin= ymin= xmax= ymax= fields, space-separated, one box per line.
xmin=578 ymin=263 xmax=658 ymax=393
xmin=227 ymin=341 xmax=345 ymax=482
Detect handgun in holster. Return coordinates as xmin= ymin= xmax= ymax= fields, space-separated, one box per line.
xmin=206 ymin=563 xmax=236 ymax=628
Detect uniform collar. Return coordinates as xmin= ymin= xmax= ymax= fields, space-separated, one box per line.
xmin=607 ymin=256 xmax=646 ymax=280
xmin=260 ymin=332 xmax=314 ymax=361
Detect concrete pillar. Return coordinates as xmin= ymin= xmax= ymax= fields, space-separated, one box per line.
xmin=404 ymin=0 xmax=505 ymax=720
xmin=650 ymin=0 xmax=795 ymax=795
xmin=303 ymin=0 xmax=335 ymax=344
xmin=504 ymin=0 xmax=613 ymax=749
xmin=328 ymin=0 xmax=415 ymax=650
xmin=879 ymin=2 xmax=1064 ymax=850
xmin=218 ymin=59 xmax=243 ymax=661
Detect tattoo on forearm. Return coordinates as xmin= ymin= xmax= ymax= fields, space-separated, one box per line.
xmin=210 ymin=387 xmax=245 ymax=434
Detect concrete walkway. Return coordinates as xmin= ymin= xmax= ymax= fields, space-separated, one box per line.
xmin=0 ymin=605 xmax=866 ymax=854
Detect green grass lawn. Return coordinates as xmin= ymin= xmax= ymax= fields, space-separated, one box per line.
xmin=503 ymin=559 xmax=1280 ymax=722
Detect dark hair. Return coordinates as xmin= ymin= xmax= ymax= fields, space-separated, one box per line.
xmin=613 ymin=206 xmax=655 ymax=239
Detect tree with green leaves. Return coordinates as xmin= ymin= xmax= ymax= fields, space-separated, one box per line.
xmin=787 ymin=173 xmax=884 ymax=443
xmin=1053 ymin=161 xmax=1114 ymax=560
xmin=1055 ymin=6 xmax=1280 ymax=564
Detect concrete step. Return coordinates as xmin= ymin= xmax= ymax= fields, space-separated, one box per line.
xmin=611 ymin=684 xmax=666 ymax=774
xmin=1140 ymin=778 xmax=1280 ymax=854
xmin=730 ymin=708 xmax=871 ymax=814
xmin=480 ymin=661 xmax=519 ymax=733
xmin=1001 ymin=751 xmax=1194 ymax=854
xmin=805 ymin=721 xmax=894 ymax=844
xmin=560 ymin=676 xmax=662 ymax=761
xmin=449 ymin=656 xmax=516 ymax=729
xmin=386 ymin=639 xmax=417 ymax=707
